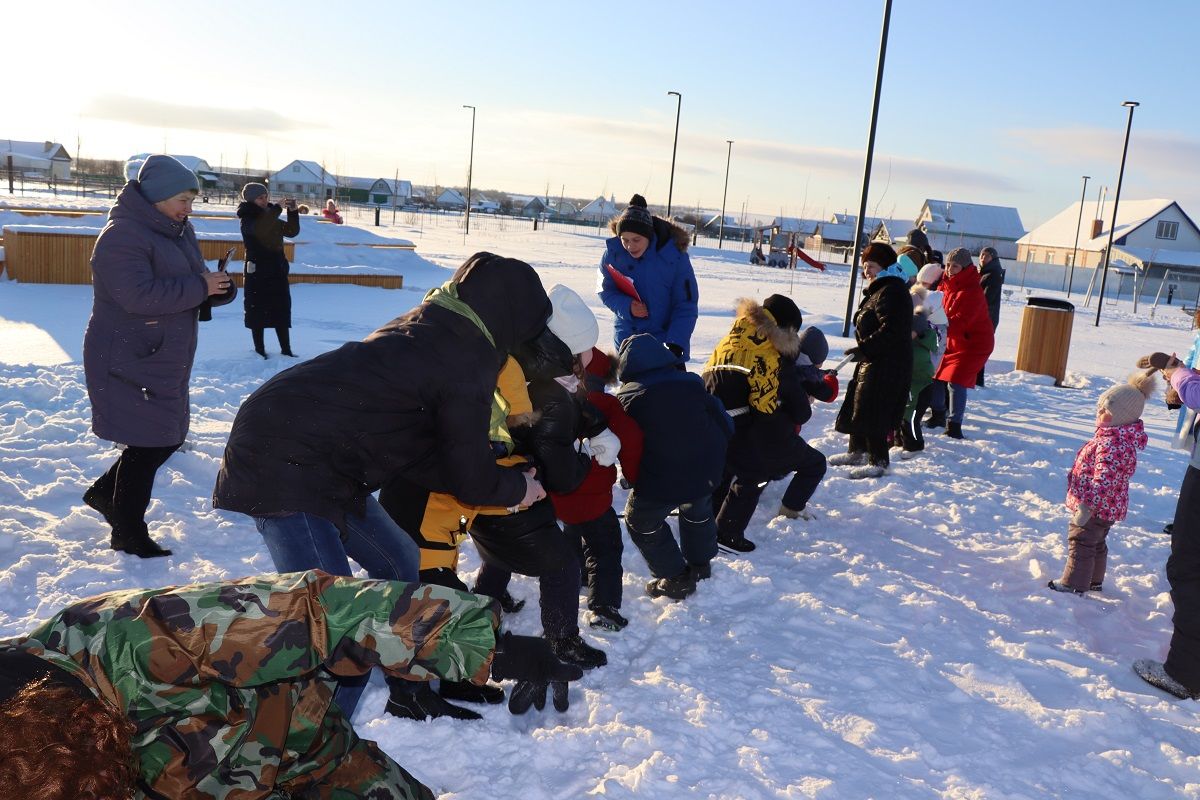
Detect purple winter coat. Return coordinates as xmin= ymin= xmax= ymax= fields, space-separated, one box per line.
xmin=83 ymin=181 xmax=212 ymax=447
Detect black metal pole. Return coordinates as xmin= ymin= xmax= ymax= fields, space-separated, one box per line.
xmin=1095 ymin=101 xmax=1138 ymax=327
xmin=841 ymin=0 xmax=893 ymax=338
xmin=1066 ymin=175 xmax=1089 ymax=296
xmin=667 ymin=91 xmax=681 ymax=217
xmin=463 ymin=104 xmax=476 ymax=236
xmin=719 ymin=140 xmax=733 ymax=249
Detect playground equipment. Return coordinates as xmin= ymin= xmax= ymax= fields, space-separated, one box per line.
xmin=749 ymin=229 xmax=825 ymax=271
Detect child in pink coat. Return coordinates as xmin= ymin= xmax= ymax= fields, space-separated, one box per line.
xmin=1049 ymin=370 xmax=1156 ymax=594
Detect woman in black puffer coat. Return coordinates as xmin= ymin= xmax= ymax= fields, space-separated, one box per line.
xmin=833 ymin=242 xmax=913 ymax=477
xmin=237 ymin=182 xmax=300 ymax=358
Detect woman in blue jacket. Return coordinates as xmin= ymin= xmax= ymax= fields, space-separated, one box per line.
xmin=598 ymin=194 xmax=699 ymax=361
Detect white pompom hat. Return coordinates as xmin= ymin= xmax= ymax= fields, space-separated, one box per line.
xmin=547 ymin=284 xmax=599 ymax=356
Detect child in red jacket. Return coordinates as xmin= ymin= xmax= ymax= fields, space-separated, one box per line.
xmin=551 ymin=348 xmax=644 ymax=630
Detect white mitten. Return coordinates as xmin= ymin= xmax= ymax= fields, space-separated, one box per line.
xmin=584 ymin=428 xmax=621 ymax=467
xmin=1070 ymin=504 xmax=1092 ymax=527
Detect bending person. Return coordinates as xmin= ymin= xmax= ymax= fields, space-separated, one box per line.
xmin=0 ymin=570 xmax=581 ymax=799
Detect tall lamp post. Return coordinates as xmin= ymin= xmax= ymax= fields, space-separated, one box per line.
xmin=1094 ymin=101 xmax=1139 ymax=327
xmin=718 ymin=139 xmax=733 ymax=249
xmin=463 ymin=104 xmax=476 ymax=235
xmin=666 ymin=91 xmax=681 ymax=218
xmin=1065 ymin=175 xmax=1090 ymax=296
xmin=841 ymin=0 xmax=893 ymax=338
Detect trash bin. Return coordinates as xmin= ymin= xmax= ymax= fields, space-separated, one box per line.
xmin=1015 ymin=297 xmax=1075 ymax=386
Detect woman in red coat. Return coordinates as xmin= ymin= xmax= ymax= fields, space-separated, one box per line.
xmin=933 ymin=247 xmax=995 ymax=439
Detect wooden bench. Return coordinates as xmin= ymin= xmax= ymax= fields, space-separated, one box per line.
xmin=0 ymin=228 xmax=399 ymax=288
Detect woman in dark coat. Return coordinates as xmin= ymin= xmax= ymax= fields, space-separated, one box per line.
xmin=832 ymin=242 xmax=913 ymax=478
xmin=237 ymin=182 xmax=300 ymax=358
xmin=82 ymin=155 xmax=235 ymax=557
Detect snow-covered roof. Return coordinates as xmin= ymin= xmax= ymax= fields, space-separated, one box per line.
xmin=342 ymin=177 xmax=377 ymax=191
xmin=770 ymin=217 xmax=820 ymax=234
xmin=369 ymin=179 xmax=412 ymax=196
xmin=1111 ymin=244 xmax=1200 ymax=269
xmin=2 ymin=140 xmax=70 ymax=162
xmin=438 ymin=188 xmax=467 ymax=204
xmin=873 ymin=218 xmax=920 ymax=240
xmin=271 ymin=160 xmax=338 ymax=187
xmin=1018 ymin=199 xmax=1189 ymax=249
xmin=917 ymin=199 xmax=1025 ymax=241
xmin=579 ymin=197 xmax=619 ymax=218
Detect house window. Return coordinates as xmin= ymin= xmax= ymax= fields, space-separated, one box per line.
xmin=1045 ymin=250 xmax=1055 ymax=264
xmin=1028 ymin=249 xmax=1038 ymax=262
xmin=292 ymin=165 xmax=300 ymax=173
xmin=1157 ymin=220 xmax=1179 ymax=240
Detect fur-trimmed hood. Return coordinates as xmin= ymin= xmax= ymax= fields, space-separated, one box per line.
xmin=735 ymin=298 xmax=800 ymax=358
xmin=608 ymin=214 xmax=691 ymax=253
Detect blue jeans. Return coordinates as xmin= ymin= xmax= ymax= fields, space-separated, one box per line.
xmin=948 ymin=382 xmax=969 ymax=424
xmin=623 ymin=492 xmax=717 ymax=579
xmin=255 ymin=495 xmax=420 ymax=717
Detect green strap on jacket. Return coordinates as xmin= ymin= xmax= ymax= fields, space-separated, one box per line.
xmin=426 ymin=281 xmax=515 ymax=455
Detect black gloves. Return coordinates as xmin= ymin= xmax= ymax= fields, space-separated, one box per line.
xmin=844 ymin=347 xmax=860 ymax=362
xmin=490 ymin=632 xmax=583 ymax=715
xmin=665 ymin=342 xmax=684 ymax=358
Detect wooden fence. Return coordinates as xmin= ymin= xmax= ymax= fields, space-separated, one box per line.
xmin=1 ymin=228 xmax=401 ymax=288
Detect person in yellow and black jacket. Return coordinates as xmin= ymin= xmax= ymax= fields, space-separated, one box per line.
xmin=704 ymin=295 xmax=829 ymax=553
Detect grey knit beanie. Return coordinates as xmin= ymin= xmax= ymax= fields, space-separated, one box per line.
xmin=137 ymin=155 xmax=199 ymax=203
xmin=241 ymin=182 xmax=268 ymax=203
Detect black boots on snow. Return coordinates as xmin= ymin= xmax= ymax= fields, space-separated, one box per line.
xmin=549 ymin=635 xmax=607 ymax=669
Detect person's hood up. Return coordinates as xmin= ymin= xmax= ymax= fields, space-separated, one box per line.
xmin=617 ymin=333 xmax=685 ymax=381
xmin=453 ymin=252 xmax=552 ymax=355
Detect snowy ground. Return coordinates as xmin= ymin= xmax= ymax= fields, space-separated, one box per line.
xmin=2 ymin=196 xmax=1199 ymax=798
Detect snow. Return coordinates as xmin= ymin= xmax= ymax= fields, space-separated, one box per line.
xmin=2 ymin=197 xmax=1199 ymax=798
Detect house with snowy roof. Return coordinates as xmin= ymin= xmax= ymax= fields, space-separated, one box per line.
xmin=436 ymin=188 xmax=467 ymax=210
xmin=914 ymin=199 xmax=1025 ymax=260
xmin=126 ymin=154 xmax=219 ymax=187
xmin=2 ymin=140 xmax=72 ymax=180
xmin=1018 ymin=199 xmax=1200 ymax=280
xmin=870 ymin=217 xmax=921 ymax=243
xmin=578 ymin=196 xmax=619 ymax=222
xmin=270 ymin=160 xmax=339 ymax=199
xmin=365 ymin=178 xmax=413 ymax=206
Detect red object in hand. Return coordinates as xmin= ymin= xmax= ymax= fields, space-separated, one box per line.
xmin=605 ymin=263 xmax=643 ymax=304
xmin=821 ymin=372 xmax=839 ymax=402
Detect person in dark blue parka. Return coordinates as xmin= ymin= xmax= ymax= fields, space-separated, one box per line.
xmin=616 ymin=334 xmax=732 ymax=600
xmin=599 ymin=194 xmax=699 ymax=361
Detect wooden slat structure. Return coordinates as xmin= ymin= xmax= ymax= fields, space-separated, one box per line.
xmin=1014 ymin=302 xmax=1074 ymax=386
xmin=0 ymin=228 xmax=398 ymax=288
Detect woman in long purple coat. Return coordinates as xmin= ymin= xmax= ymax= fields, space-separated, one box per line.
xmin=81 ymin=155 xmax=233 ymax=557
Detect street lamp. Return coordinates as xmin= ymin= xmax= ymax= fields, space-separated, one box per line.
xmin=463 ymin=104 xmax=476 ymax=235
xmin=719 ymin=140 xmax=733 ymax=249
xmin=1094 ymin=101 xmax=1139 ymax=327
xmin=666 ymin=91 xmax=681 ymax=218
xmin=841 ymin=0 xmax=893 ymax=338
xmin=1065 ymin=175 xmax=1090 ymax=296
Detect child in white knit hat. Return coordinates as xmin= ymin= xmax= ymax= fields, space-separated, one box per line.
xmin=1048 ymin=370 xmax=1156 ymax=594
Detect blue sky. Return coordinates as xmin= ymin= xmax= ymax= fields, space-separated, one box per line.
xmin=7 ymin=0 xmax=1199 ymax=228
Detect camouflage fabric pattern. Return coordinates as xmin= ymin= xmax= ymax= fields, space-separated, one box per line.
xmin=2 ymin=570 xmax=500 ymax=799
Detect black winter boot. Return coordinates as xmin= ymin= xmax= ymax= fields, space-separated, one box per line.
xmin=717 ymin=534 xmax=756 ymax=553
xmin=587 ymin=606 xmax=629 ymax=631
xmin=646 ymin=570 xmax=697 ymax=600
xmin=110 ymin=523 xmax=172 ymax=558
xmin=924 ymin=411 xmax=947 ymax=429
xmin=945 ymin=421 xmax=965 ymax=440
xmin=549 ymin=634 xmax=607 ymax=669
xmin=83 ymin=484 xmax=114 ymax=525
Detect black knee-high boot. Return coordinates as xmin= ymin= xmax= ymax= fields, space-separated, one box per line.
xmin=277 ymin=327 xmax=294 ymax=357
xmin=251 ymin=327 xmax=267 ymax=358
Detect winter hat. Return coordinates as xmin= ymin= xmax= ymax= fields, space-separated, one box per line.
xmin=897 ymin=253 xmax=920 ymax=281
xmin=928 ymin=249 xmax=944 ymax=265
xmin=547 ymin=284 xmax=599 ymax=355
xmin=906 ymin=228 xmax=931 ymax=254
xmin=980 ymin=246 xmax=999 ymax=261
xmin=762 ymin=294 xmax=803 ymax=331
xmin=946 ymin=247 xmax=974 ymax=268
xmin=917 ymin=263 xmax=944 ymax=286
xmin=1098 ymin=370 xmax=1157 ymax=426
xmin=861 ymin=241 xmax=898 ymax=268
xmin=242 ymin=182 xmax=268 ymax=203
xmin=897 ymin=245 xmax=926 ymax=268
xmin=615 ymin=194 xmax=655 ymax=240
xmin=797 ymin=326 xmax=829 ymax=367
xmin=137 ymin=154 xmax=199 ymax=203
